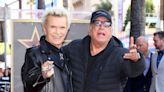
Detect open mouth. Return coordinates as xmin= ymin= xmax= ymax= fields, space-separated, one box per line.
xmin=97 ymin=32 xmax=105 ymax=36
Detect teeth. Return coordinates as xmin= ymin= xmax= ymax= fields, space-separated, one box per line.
xmin=54 ymin=36 xmax=62 ymax=39
xmin=98 ymin=33 xmax=105 ymax=36
xmin=55 ymin=37 xmax=60 ymax=39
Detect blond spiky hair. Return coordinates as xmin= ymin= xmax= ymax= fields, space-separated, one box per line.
xmin=42 ymin=7 xmax=71 ymax=29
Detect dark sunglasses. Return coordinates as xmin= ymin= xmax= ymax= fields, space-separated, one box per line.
xmin=92 ymin=20 xmax=111 ymax=27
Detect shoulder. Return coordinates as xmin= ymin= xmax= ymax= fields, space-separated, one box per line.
xmin=69 ymin=39 xmax=82 ymax=46
xmin=114 ymin=46 xmax=129 ymax=54
xmin=66 ymin=36 xmax=90 ymax=47
xmin=112 ymin=36 xmax=123 ymax=47
xmin=64 ymin=39 xmax=82 ymax=49
xmin=111 ymin=36 xmax=128 ymax=53
xmin=26 ymin=46 xmax=40 ymax=56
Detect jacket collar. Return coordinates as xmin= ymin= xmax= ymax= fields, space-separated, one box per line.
xmin=81 ymin=35 xmax=116 ymax=64
xmin=39 ymin=35 xmax=60 ymax=54
xmin=39 ymin=35 xmax=64 ymax=70
xmin=82 ymin=35 xmax=121 ymax=50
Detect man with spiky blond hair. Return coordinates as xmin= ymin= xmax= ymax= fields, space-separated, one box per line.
xmin=21 ymin=7 xmax=72 ymax=92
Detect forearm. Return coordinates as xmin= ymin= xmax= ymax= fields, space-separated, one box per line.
xmin=22 ymin=54 xmax=48 ymax=87
xmin=23 ymin=66 xmax=46 ymax=86
xmin=123 ymin=54 xmax=145 ymax=78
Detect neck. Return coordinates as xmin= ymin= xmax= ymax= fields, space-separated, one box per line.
xmin=55 ymin=44 xmax=61 ymax=49
xmin=144 ymin=50 xmax=149 ymax=57
xmin=45 ymin=39 xmax=61 ymax=49
xmin=159 ymin=47 xmax=164 ymax=51
xmin=90 ymin=41 xmax=108 ymax=56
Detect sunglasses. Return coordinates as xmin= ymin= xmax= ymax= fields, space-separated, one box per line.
xmin=92 ymin=20 xmax=111 ymax=27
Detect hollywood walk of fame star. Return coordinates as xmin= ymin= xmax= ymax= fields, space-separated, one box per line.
xmin=18 ymin=27 xmax=40 ymax=48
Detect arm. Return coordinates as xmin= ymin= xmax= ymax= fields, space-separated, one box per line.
xmin=123 ymin=36 xmax=141 ymax=62
xmin=122 ymin=51 xmax=145 ymax=77
xmin=21 ymin=49 xmax=47 ymax=88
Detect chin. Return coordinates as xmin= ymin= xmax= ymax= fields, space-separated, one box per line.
xmin=54 ymin=42 xmax=62 ymax=45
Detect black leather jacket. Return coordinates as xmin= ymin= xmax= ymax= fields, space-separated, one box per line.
xmin=21 ymin=36 xmax=72 ymax=92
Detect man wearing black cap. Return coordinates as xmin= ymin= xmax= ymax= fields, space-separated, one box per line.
xmin=63 ymin=10 xmax=145 ymax=92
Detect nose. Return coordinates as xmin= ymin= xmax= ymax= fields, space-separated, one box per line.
xmin=54 ymin=27 xmax=60 ymax=35
xmin=99 ymin=24 xmax=105 ymax=29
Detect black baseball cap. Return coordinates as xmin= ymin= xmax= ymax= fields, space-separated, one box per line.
xmin=90 ymin=10 xmax=112 ymax=24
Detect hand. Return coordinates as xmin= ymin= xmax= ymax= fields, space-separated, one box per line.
xmin=41 ymin=61 xmax=54 ymax=78
xmin=123 ymin=36 xmax=140 ymax=62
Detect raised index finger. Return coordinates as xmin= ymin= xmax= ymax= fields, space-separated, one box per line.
xmin=129 ymin=36 xmax=134 ymax=49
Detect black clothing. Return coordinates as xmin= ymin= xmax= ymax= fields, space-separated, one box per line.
xmin=124 ymin=65 xmax=152 ymax=92
xmin=124 ymin=53 xmax=152 ymax=92
xmin=21 ymin=36 xmax=72 ymax=92
xmin=157 ymin=50 xmax=164 ymax=67
xmin=63 ymin=35 xmax=145 ymax=92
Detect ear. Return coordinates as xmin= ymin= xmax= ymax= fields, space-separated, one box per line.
xmin=108 ymin=26 xmax=112 ymax=32
xmin=162 ymin=38 xmax=164 ymax=42
xmin=88 ymin=24 xmax=92 ymax=36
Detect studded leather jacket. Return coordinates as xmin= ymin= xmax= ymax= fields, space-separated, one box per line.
xmin=21 ymin=36 xmax=72 ymax=92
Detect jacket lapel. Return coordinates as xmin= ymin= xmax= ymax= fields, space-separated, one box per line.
xmin=158 ymin=55 xmax=164 ymax=69
xmin=152 ymin=53 xmax=158 ymax=73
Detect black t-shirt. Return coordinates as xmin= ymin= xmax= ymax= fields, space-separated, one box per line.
xmin=84 ymin=50 xmax=104 ymax=92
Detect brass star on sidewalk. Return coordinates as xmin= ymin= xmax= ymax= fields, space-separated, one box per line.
xmin=18 ymin=27 xmax=40 ymax=48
